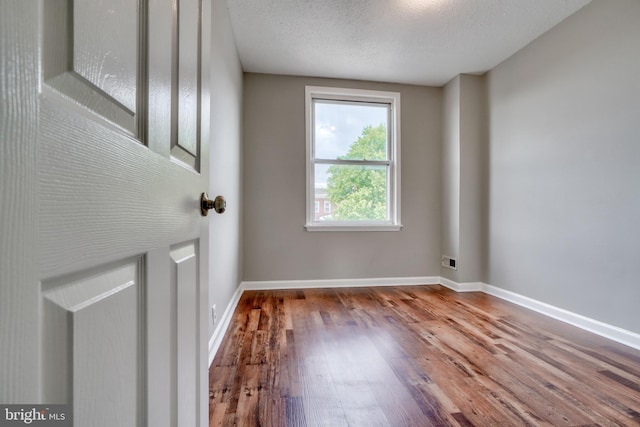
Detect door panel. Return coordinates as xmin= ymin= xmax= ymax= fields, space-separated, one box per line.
xmin=172 ymin=0 xmax=201 ymax=170
xmin=73 ymin=0 xmax=139 ymax=113
xmin=42 ymin=257 xmax=145 ymax=427
xmin=42 ymin=0 xmax=142 ymax=135
xmin=171 ymin=243 xmax=198 ymax=427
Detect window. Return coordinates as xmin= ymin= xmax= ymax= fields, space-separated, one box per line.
xmin=315 ymin=201 xmax=320 ymax=213
xmin=305 ymin=86 xmax=401 ymax=231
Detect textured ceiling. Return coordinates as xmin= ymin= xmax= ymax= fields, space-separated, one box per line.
xmin=226 ymin=0 xmax=591 ymax=86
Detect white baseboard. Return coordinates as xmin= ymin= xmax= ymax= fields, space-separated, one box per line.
xmin=241 ymin=276 xmax=440 ymax=290
xmin=439 ymin=277 xmax=483 ymax=292
xmin=208 ymin=285 xmax=243 ymax=367
xmin=208 ymin=276 xmax=640 ymax=365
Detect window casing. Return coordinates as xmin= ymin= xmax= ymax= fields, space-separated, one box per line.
xmin=305 ymin=86 xmax=401 ymax=231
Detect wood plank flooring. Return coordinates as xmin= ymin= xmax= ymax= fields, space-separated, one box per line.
xmin=208 ymin=286 xmax=640 ymax=426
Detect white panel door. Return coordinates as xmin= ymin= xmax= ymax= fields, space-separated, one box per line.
xmin=1 ymin=1 xmax=212 ymax=426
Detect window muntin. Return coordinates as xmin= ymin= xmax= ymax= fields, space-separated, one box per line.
xmin=305 ymin=86 xmax=401 ymax=231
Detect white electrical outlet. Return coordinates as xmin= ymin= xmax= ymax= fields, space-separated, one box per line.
xmin=212 ymin=304 xmax=217 ymax=325
xmin=442 ymin=255 xmax=458 ymax=270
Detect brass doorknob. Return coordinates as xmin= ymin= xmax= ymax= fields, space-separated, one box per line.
xmin=201 ymin=193 xmax=226 ymax=216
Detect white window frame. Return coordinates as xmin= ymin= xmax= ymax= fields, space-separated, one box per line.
xmin=305 ymin=86 xmax=402 ymax=231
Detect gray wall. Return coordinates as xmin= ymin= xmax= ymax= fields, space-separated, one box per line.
xmin=441 ymin=74 xmax=487 ymax=283
xmin=486 ymin=0 xmax=640 ymax=333
xmin=458 ymin=75 xmax=487 ymax=284
xmin=243 ymin=74 xmax=442 ymax=281
xmin=208 ymin=0 xmax=243 ymax=340
xmin=441 ymin=76 xmax=460 ymax=279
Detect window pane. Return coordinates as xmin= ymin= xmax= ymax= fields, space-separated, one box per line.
xmin=314 ymin=101 xmax=388 ymax=161
xmin=315 ymin=164 xmax=388 ymax=221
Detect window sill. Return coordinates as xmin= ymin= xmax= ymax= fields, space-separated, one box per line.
xmin=305 ymin=224 xmax=403 ymax=232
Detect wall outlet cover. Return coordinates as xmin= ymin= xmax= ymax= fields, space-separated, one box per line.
xmin=442 ymin=255 xmax=458 ymax=270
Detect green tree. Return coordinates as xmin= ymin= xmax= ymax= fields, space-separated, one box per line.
xmin=326 ymin=124 xmax=387 ymax=221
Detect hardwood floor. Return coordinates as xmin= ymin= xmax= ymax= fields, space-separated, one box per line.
xmin=208 ymin=286 xmax=640 ymax=426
